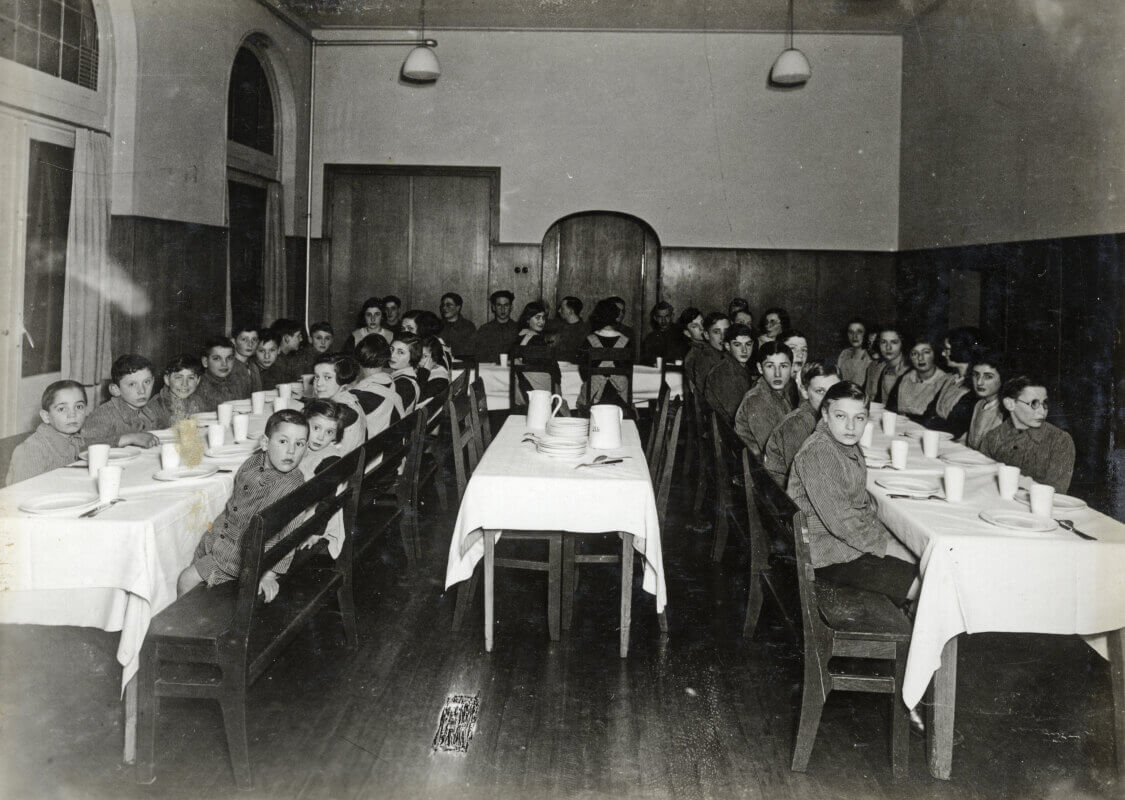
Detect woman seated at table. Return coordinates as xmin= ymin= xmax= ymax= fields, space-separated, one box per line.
xmin=510 ymin=301 xmax=561 ymax=405
xmin=964 ymin=350 xmax=1005 ymax=448
xmin=389 ymin=332 xmax=423 ymax=414
xmin=345 ymin=297 xmax=393 ymax=353
xmin=417 ymin=334 xmax=451 ymax=403
xmin=577 ymin=298 xmax=631 ymax=411
xmin=978 ymin=375 xmax=1075 ymax=492
xmin=864 ymin=326 xmax=910 ymax=404
xmin=311 ymin=353 xmax=367 ymax=454
xmin=909 ymin=328 xmax=984 ymax=439
xmin=886 ymin=337 xmax=953 ymax=416
xmin=788 ymin=381 xmax=917 ymax=607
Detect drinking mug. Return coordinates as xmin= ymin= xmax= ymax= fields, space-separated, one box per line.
xmin=1029 ymin=482 xmax=1055 ymax=517
xmin=160 ymin=443 xmax=181 ymax=471
xmin=207 ymin=424 xmax=225 ymax=450
xmin=943 ymin=466 xmax=966 ymax=503
xmin=251 ymin=391 xmax=267 ymax=415
xmin=97 ymin=466 xmax=122 ymax=504
xmin=921 ymin=430 xmax=941 ymax=458
xmin=232 ymin=413 xmax=250 ymax=443
xmin=87 ymin=443 xmax=111 ymax=477
xmin=881 ymin=412 xmax=897 ymax=437
xmin=997 ymin=465 xmax=1020 ymax=500
xmin=890 ymin=439 xmax=909 ymax=470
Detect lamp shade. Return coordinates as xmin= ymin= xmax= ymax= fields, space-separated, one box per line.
xmin=402 ymin=45 xmax=441 ymax=81
xmin=769 ymin=48 xmax=811 ymax=86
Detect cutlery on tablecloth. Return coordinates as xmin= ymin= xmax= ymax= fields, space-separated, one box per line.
xmin=79 ymin=498 xmax=127 ymax=518
xmin=574 ymin=457 xmax=626 ymax=470
xmin=1058 ymin=519 xmax=1096 ymax=541
xmin=886 ymin=493 xmax=944 ymax=501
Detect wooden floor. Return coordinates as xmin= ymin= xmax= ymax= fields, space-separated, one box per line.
xmin=1 ymin=473 xmax=1121 ymax=800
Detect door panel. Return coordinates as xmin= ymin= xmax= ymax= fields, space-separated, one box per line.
xmin=227 ymin=180 xmax=266 ymax=328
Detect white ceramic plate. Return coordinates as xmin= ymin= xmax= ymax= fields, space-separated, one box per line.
xmin=939 ymin=450 xmax=995 ymax=467
xmin=1013 ymin=489 xmax=1087 ymax=512
xmin=150 ymin=428 xmax=179 ymax=443
xmin=204 ymin=442 xmax=258 ymax=458
xmin=228 ymin=400 xmax=253 ymax=413
xmin=20 ymin=493 xmax=100 ymax=517
xmin=153 ymin=466 xmax=220 ymax=481
xmin=192 ymin=411 xmax=219 ymax=423
xmin=875 ymin=476 xmax=942 ymax=497
xmin=79 ymin=447 xmax=140 ymax=465
xmin=862 ymin=448 xmax=891 ymax=467
xmin=979 ymin=509 xmax=1058 ymax=533
xmin=904 ymin=429 xmax=954 ymax=441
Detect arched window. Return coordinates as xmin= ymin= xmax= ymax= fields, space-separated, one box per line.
xmin=0 ymin=0 xmax=99 ymax=90
xmin=227 ymin=46 xmax=274 ymax=154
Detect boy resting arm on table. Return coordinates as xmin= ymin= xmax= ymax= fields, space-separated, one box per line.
xmin=81 ymin=355 xmax=162 ymax=448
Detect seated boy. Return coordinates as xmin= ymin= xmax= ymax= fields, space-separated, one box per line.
xmin=230 ymin=323 xmax=262 ymax=394
xmin=733 ymin=341 xmax=795 ymax=456
xmin=255 ymin=328 xmax=286 ymax=390
xmin=686 ymin=312 xmax=728 ymax=402
xmin=177 ymin=409 xmax=309 ymax=601
xmin=193 ymin=336 xmax=251 ymax=410
xmin=5 ymin=380 xmax=88 ymax=485
xmin=309 ymin=322 xmax=335 ymax=356
xmin=273 ymin=318 xmax=314 ymax=383
xmin=978 ymin=375 xmax=1075 ymax=492
xmin=150 ymin=354 xmax=208 ymax=426
xmin=703 ymin=323 xmax=756 ymax=427
xmin=763 ymin=361 xmax=840 ymax=487
xmin=82 ymin=355 xmax=163 ymax=447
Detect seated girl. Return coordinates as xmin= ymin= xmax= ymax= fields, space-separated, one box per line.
xmin=910 ymin=328 xmax=983 ymax=438
xmin=887 ymin=337 xmax=954 ymax=416
xmin=389 ymin=332 xmax=423 ymax=413
xmin=299 ymin=399 xmax=356 ymax=558
xmin=417 ymin=334 xmax=452 ymax=402
xmin=311 ymin=354 xmax=367 ymax=454
xmin=510 ymin=301 xmax=561 ymax=406
xmin=863 ymin=326 xmax=909 ymax=404
xmin=964 ymin=350 xmax=1005 ymax=448
xmin=346 ymin=297 xmax=392 ymax=352
xmin=577 ymin=298 xmax=631 ymax=411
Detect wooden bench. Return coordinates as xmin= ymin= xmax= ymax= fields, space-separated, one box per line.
xmin=134 ymin=447 xmax=365 ymax=789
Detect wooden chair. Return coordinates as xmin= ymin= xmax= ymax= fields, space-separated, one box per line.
xmin=709 ymin=412 xmax=743 ymax=562
xmin=786 ymin=503 xmax=913 ymax=777
xmin=446 ymin=379 xmax=484 ymax=501
xmin=579 ymin=346 xmax=634 ymax=412
xmin=468 ymin=375 xmax=493 ymax=449
xmin=508 ymin=345 xmax=561 ymax=412
xmin=644 ymin=382 xmax=672 ymax=483
xmin=135 ymin=448 xmax=364 ymax=789
xmin=686 ymin=382 xmax=713 ymax=521
xmin=416 ymin=382 xmax=455 ymax=515
xmin=357 ymin=412 xmax=416 ymax=563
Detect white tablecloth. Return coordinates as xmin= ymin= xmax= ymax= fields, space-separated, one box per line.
xmin=475 ymin=362 xmax=681 ymax=411
xmin=445 ymin=415 xmax=668 ymax=612
xmin=864 ymin=416 xmax=1125 ymax=708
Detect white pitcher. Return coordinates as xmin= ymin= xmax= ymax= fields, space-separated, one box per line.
xmin=589 ymin=404 xmax=623 ymax=449
xmin=526 ymin=390 xmax=563 ymax=430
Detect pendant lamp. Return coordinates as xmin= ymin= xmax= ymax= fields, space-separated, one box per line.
xmin=402 ymin=0 xmax=441 ymax=82
xmin=769 ymin=0 xmax=810 ymax=86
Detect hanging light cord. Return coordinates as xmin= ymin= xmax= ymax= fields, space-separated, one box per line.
xmin=786 ymin=0 xmax=795 ymax=50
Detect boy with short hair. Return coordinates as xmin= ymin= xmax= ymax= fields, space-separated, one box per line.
xmin=687 ymin=312 xmax=728 ymax=401
xmin=193 ymin=336 xmax=251 ymax=410
xmin=254 ymin=328 xmax=286 ymax=389
xmin=5 ymin=380 xmax=88 ymax=485
xmin=230 ymin=323 xmax=262 ymax=394
xmin=703 ymin=323 xmax=757 ymax=427
xmin=177 ymin=409 xmax=309 ymax=600
xmin=734 ymin=341 xmax=795 ymax=456
xmin=309 ymin=322 xmax=335 ymax=355
xmin=763 ymin=361 xmax=841 ymax=487
xmin=273 ymin=318 xmax=314 ymax=382
xmin=82 ymin=355 xmax=163 ymax=447
xmin=150 ymin=354 xmax=207 ymax=426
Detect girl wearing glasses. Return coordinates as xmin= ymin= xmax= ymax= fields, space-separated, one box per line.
xmin=978 ymin=375 xmax=1075 ymax=492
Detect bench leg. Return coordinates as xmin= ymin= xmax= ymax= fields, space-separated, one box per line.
xmin=547 ymin=535 xmax=561 ymax=642
xmin=134 ymin=650 xmax=157 ymax=784
xmin=220 ymin=689 xmax=252 ymax=790
xmin=337 ymin=579 xmax=359 ymax=649
xmin=619 ymin=533 xmax=634 ymax=658
xmin=484 ymin=529 xmax=496 ymax=652
xmin=710 ymin=513 xmax=729 ymax=562
xmin=742 ymin=570 xmax=765 ymax=639
xmin=791 ymin=667 xmax=827 ymax=772
xmin=891 ymin=642 xmax=910 ymax=779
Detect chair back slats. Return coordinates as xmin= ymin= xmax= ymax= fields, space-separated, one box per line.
xmin=360 ymin=413 xmax=412 ymax=498
xmin=645 ymin=382 xmax=671 ymax=479
xmin=509 ymin=345 xmax=560 ymax=411
xmin=580 ymin=346 xmax=634 ymax=407
xmin=789 ymin=507 xmax=825 ymax=641
xmin=446 ymin=385 xmax=484 ymax=501
xmin=469 ymin=376 xmax=492 ymax=449
xmin=652 ymin=397 xmax=684 ymax=527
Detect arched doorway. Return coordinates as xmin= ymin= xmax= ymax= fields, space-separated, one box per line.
xmin=540 ymin=212 xmax=660 ymax=357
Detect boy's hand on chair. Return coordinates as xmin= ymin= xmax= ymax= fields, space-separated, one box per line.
xmin=121 ymin=431 xmax=160 ymax=448
xmin=258 ymin=570 xmax=279 ymax=603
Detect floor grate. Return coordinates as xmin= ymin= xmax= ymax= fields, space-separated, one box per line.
xmin=431 ymin=693 xmax=480 ymax=753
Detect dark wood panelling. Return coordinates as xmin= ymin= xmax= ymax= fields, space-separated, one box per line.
xmin=489 ymin=243 xmax=542 ymax=307
xmin=108 ymin=215 xmax=228 ymax=372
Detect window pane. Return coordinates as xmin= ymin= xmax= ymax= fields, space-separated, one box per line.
xmin=37 ymin=31 xmax=58 ymax=74
xmin=14 ymin=22 xmax=35 ymax=67
xmin=17 ymin=0 xmax=36 ymax=24
xmin=0 ymin=0 xmax=16 ymax=22
xmin=59 ymin=40 xmax=76 ymax=80
xmin=0 ymin=21 xmax=14 ymax=60
xmin=22 ymin=140 xmax=73 ymax=377
xmin=61 ymin=3 xmax=76 ymax=45
xmin=227 ymin=47 xmax=274 ymax=154
xmin=40 ymin=0 xmax=59 ymax=35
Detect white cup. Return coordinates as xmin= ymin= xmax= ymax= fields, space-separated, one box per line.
xmin=277 ymin=383 xmax=292 ymax=401
xmin=87 ymin=443 xmax=111 ymax=477
xmin=881 ymin=411 xmax=897 ymax=437
xmin=251 ymin=391 xmax=266 ymax=415
xmin=890 ymin=439 xmax=909 ymax=470
xmin=160 ymin=443 xmax=181 ymax=471
xmin=97 ymin=465 xmax=122 ymax=504
xmin=207 ymin=424 xmax=225 ymax=450
xmin=301 ymin=374 xmax=314 ymax=397
xmin=998 ymin=464 xmax=1020 ymax=500
xmin=943 ymin=465 xmax=966 ymax=503
xmin=273 ymin=395 xmax=289 ymax=411
xmin=859 ymin=421 xmax=875 ymax=448
xmin=1029 ymin=482 xmax=1055 ymax=517
xmin=217 ymin=402 xmax=234 ymax=427
xmin=232 ymin=413 xmax=250 ymax=443
xmin=499 ymin=353 xmax=509 ymax=367
xmin=921 ymin=430 xmax=941 ymax=459
xmin=655 ymin=357 xmax=664 ymax=371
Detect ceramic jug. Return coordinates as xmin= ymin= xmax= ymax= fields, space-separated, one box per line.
xmin=589 ymin=404 xmax=623 ymax=449
xmin=526 ymin=390 xmax=564 ymax=429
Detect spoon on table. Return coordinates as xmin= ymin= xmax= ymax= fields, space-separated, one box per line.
xmin=574 ymin=456 xmax=628 ymax=469
xmin=1058 ymin=519 xmax=1096 ymax=541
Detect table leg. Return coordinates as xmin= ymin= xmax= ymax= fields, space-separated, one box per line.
xmin=484 ymin=529 xmax=496 ymax=652
xmin=1108 ymin=627 xmax=1125 ymax=782
xmin=561 ymin=535 xmax=577 ymax=631
xmin=927 ymin=636 xmax=958 ymax=780
xmin=619 ymin=533 xmax=634 ymax=658
xmin=123 ymin=676 xmax=137 ymax=764
xmin=547 ymin=535 xmax=561 ymax=641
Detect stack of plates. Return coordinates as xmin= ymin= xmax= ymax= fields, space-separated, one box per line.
xmin=532 ymin=436 xmax=587 ymax=460
xmin=545 ymin=417 xmax=589 ymax=441
xmin=904 ymin=429 xmax=954 ymax=441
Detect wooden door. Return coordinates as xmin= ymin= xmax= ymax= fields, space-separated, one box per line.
xmin=227 ymin=180 xmax=266 ymax=327
xmin=322 ymin=168 xmax=496 ymax=338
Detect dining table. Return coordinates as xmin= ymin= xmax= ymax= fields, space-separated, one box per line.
xmin=475 ymin=361 xmax=681 ymax=411
xmin=445 ymin=414 xmax=667 ymax=656
xmin=0 ymin=395 xmax=297 ymax=763
xmin=862 ymin=414 xmax=1125 ymax=780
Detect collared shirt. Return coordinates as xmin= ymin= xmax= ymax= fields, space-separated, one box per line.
xmin=193 ymin=449 xmax=305 ymax=585
xmin=194 ymin=370 xmax=252 ymax=412
xmin=231 ymin=357 xmax=262 ymax=394
xmin=966 ymin=397 xmax=1002 ymax=449
xmin=685 ymin=343 xmax=724 ymax=402
xmin=836 ymin=347 xmax=869 ymax=387
xmin=864 ymin=358 xmax=908 ymax=404
xmin=350 ymin=371 xmax=405 ymax=438
xmin=890 ymin=367 xmax=954 ymax=416
xmin=256 ymin=361 xmax=287 ymax=392
xmin=440 ymin=317 xmax=477 ymax=358
xmin=547 ymin=319 xmax=588 ymax=363
xmin=734 ymin=379 xmax=793 ymax=456
xmin=473 ymin=319 xmax=520 ymax=364
xmin=148 ymin=385 xmax=207 ymax=428
xmin=979 ymin=418 xmax=1075 ymax=493
xmin=5 ymin=423 xmax=85 ymax=485
xmin=703 ymin=353 xmax=754 ymax=427
xmin=82 ymin=395 xmax=164 ymax=446
xmin=762 ymin=401 xmax=817 ymax=488
xmin=640 ymin=328 xmax=689 ymax=366
xmin=788 ymin=421 xmax=892 ymax=569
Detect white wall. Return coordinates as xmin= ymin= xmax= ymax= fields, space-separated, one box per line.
xmin=311 ymin=29 xmax=902 ymax=250
xmin=898 ymin=0 xmax=1125 ymax=249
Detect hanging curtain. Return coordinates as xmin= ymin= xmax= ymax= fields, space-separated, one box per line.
xmin=261 ymin=181 xmax=286 ymax=325
xmin=60 ymin=128 xmax=112 ymax=386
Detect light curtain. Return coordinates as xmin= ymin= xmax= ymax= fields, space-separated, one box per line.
xmin=60 ymin=128 xmax=112 ymax=385
xmin=261 ymin=181 xmax=286 ymax=325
